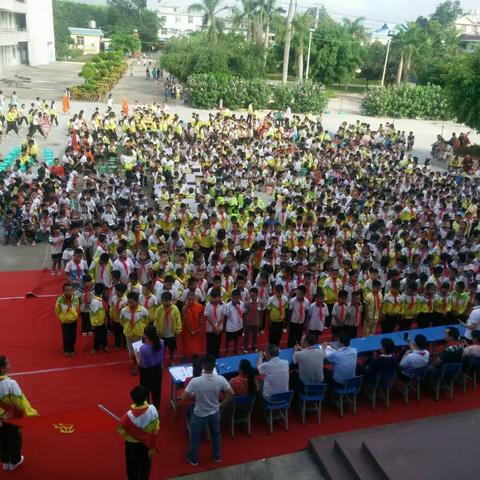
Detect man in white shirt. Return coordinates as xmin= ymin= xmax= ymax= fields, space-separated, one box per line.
xmin=399 ymin=334 xmax=430 ymax=378
xmin=462 ymin=292 xmax=480 ymax=340
xmin=292 ymin=333 xmax=325 ymax=392
xmin=257 ymin=344 xmax=289 ymax=400
xmin=182 ymin=356 xmax=233 ymax=466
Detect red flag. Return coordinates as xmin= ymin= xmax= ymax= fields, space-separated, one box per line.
xmin=7 ymin=405 xmax=118 ymax=434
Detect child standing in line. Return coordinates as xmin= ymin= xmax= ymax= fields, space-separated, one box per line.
xmin=154 ymin=291 xmax=182 ymax=364
xmin=139 ymin=283 xmax=157 ymax=323
xmin=243 ymin=287 xmax=261 ymax=352
xmin=110 ymin=283 xmax=128 ymax=351
xmin=224 ymin=289 xmax=245 ymax=356
xmin=76 ymin=274 xmax=94 ymax=336
xmin=90 ymin=283 xmax=110 ymax=354
xmin=49 ymin=225 xmax=64 ymax=275
xmin=331 ymin=289 xmax=349 ymax=340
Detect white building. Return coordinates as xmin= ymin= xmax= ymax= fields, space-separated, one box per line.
xmin=147 ymin=2 xmax=204 ymax=41
xmin=0 ymin=0 xmax=55 ymax=71
xmin=455 ymin=13 xmax=480 ymax=51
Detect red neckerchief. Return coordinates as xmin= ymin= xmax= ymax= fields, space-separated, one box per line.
xmin=373 ymin=292 xmax=381 ymax=312
xmin=338 ymin=303 xmax=346 ymax=322
xmin=130 ymin=305 xmax=138 ymax=326
xmin=97 ymin=240 xmax=107 ymax=252
xmin=164 ymin=306 xmax=172 ymax=328
xmin=74 ymin=259 xmax=82 ymax=282
xmin=120 ymin=257 xmax=129 ymax=275
xmin=233 ymin=302 xmax=243 ymax=319
xmin=143 ymin=295 xmax=151 ymax=309
xmin=317 ymin=303 xmax=324 ymax=322
xmin=278 ymin=298 xmax=284 ymax=319
xmin=99 ymin=263 xmax=106 ymax=280
xmin=64 ymin=296 xmax=73 ymax=312
xmin=354 ymin=304 xmax=361 ymax=323
xmin=83 ymin=288 xmax=90 ymax=305
xmin=298 ymin=299 xmax=304 ymax=322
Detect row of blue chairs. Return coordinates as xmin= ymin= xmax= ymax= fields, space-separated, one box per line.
xmin=230 ymin=357 xmax=480 ymax=435
xmin=0 ymin=146 xmax=21 ymax=171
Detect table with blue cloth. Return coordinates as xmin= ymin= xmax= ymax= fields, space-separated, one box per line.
xmin=167 ymin=324 xmax=464 ymax=412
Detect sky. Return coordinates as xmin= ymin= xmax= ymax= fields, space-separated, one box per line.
xmin=70 ymin=0 xmax=480 ymax=27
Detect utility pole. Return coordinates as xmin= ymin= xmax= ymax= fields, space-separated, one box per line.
xmin=282 ymin=0 xmax=296 ymax=84
xmin=381 ymin=31 xmax=394 ymax=87
xmin=305 ymin=4 xmax=320 ymax=80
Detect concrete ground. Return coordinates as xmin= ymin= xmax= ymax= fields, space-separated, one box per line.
xmin=174 ymin=451 xmax=323 ymax=480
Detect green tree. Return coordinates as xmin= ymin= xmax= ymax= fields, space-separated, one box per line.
xmin=292 ymin=13 xmax=314 ymax=81
xmin=310 ymin=16 xmax=364 ymax=85
xmin=107 ymin=0 xmax=161 ymax=50
xmin=430 ymin=0 xmax=463 ymax=25
xmin=444 ymin=50 xmax=480 ymax=131
xmin=231 ymin=0 xmax=260 ymax=42
xmin=110 ymin=32 xmax=141 ymax=53
xmin=188 ymin=0 xmax=231 ymax=42
xmin=361 ymin=41 xmax=387 ymax=85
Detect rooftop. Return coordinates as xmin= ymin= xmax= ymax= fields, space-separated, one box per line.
xmin=68 ymin=27 xmax=104 ymax=37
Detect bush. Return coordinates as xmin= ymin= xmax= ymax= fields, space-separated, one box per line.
xmin=186 ymin=74 xmax=328 ymax=113
xmin=71 ymin=51 xmax=127 ymax=101
xmin=160 ymin=34 xmax=266 ymax=82
xmin=361 ymin=84 xmax=451 ymax=120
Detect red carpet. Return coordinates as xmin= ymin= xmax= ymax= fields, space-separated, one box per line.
xmin=2 ymin=270 xmax=480 ymax=480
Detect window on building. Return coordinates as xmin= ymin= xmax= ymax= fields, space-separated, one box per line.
xmin=188 ymin=16 xmax=193 ymax=24
xmin=76 ymin=36 xmax=85 ymax=46
xmin=161 ymin=28 xmax=168 ymax=35
xmin=175 ymin=16 xmax=181 ymax=23
xmin=160 ymin=16 xmax=166 ymax=22
xmin=174 ymin=7 xmax=178 ymax=12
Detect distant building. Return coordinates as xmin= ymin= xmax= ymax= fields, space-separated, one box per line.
xmin=146 ymin=1 xmax=248 ymax=42
xmin=0 ymin=0 xmax=55 ymax=72
xmin=455 ymin=13 xmax=480 ymax=51
xmin=367 ymin=22 xmax=398 ymax=44
xmin=68 ymin=27 xmax=104 ymax=54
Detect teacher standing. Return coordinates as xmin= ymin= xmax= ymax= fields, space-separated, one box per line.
xmin=136 ymin=325 xmax=164 ymax=410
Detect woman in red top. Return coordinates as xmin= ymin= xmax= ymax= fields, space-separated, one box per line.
xmin=229 ymin=359 xmax=257 ymax=396
xmin=181 ymin=291 xmax=204 ymax=361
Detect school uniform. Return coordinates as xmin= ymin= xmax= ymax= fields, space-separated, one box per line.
xmin=90 ymin=296 xmax=108 ymax=351
xmin=288 ymin=297 xmax=309 ymax=347
xmin=204 ymin=301 xmax=226 ymax=357
xmin=267 ymin=295 xmax=288 ymax=346
xmin=307 ymin=302 xmax=328 ymax=337
xmin=54 ymin=295 xmax=80 ymax=354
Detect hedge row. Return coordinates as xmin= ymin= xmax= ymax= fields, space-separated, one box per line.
xmin=360 ymin=84 xmax=451 ymax=120
xmin=70 ymin=51 xmax=127 ymax=102
xmin=186 ymin=74 xmax=328 ymax=113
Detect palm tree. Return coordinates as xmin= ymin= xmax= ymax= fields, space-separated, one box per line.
xmin=394 ymin=22 xmax=423 ymax=84
xmin=188 ymin=0 xmax=231 ymax=42
xmin=282 ymin=0 xmax=296 ymax=84
xmin=231 ymin=0 xmax=260 ymax=42
xmin=292 ymin=12 xmax=313 ymax=81
xmin=259 ymin=0 xmax=285 ymax=52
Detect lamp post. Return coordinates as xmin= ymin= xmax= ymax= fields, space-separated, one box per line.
xmin=380 ymin=31 xmax=394 ymax=87
xmin=305 ymin=27 xmax=316 ymax=80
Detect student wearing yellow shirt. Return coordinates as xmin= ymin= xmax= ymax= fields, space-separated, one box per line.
xmin=154 ymin=291 xmax=182 ymax=363
xmin=90 ymin=283 xmax=109 ymax=354
xmin=110 ymin=283 xmax=128 ymax=350
xmin=267 ymin=284 xmax=288 ymax=346
xmin=363 ymin=280 xmax=383 ymax=336
xmin=54 ymin=283 xmax=80 ymax=357
xmin=381 ymin=280 xmax=402 ymax=333
xmin=448 ymin=280 xmax=470 ymax=323
xmin=120 ymin=292 xmax=150 ymax=375
xmin=399 ymin=282 xmax=418 ymax=331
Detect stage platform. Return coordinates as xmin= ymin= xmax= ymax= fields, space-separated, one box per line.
xmin=309 ymin=409 xmax=480 ymax=480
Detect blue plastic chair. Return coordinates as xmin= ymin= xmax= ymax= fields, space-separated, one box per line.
xmin=230 ymin=394 xmax=255 ymax=437
xmin=399 ymin=366 xmax=427 ymax=404
xmin=435 ymin=362 xmax=463 ymax=401
xmin=366 ymin=370 xmax=397 ymax=409
xmin=462 ymin=356 xmax=480 ymax=392
xmin=299 ymin=383 xmax=327 ymax=424
xmin=333 ymin=376 xmax=363 ymax=417
xmin=264 ymin=391 xmax=294 ymax=433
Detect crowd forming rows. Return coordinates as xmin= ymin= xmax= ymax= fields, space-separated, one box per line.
xmin=2 ymin=102 xmax=480 ymax=370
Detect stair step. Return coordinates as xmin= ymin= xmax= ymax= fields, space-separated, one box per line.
xmin=334 ymin=438 xmax=387 ymax=480
xmin=309 ymin=437 xmax=354 ymax=480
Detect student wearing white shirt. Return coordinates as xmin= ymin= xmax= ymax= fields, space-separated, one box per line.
xmin=113 ymin=248 xmax=135 ymax=284
xmin=203 ymin=288 xmax=225 ymax=358
xmin=224 ymin=289 xmax=245 ymax=355
xmin=288 ymin=286 xmax=309 ymax=347
xmin=308 ymin=292 xmax=329 ymax=339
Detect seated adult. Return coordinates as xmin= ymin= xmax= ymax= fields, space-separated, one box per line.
xmin=464 ymin=330 xmax=480 ymax=359
xmin=229 ymin=359 xmax=257 ymax=396
xmin=291 ymin=333 xmax=325 ymax=392
xmin=324 ymin=332 xmax=358 ymax=385
xmin=399 ymin=334 xmax=429 ymax=379
xmin=426 ymin=327 xmax=463 ymax=382
xmin=257 ymin=344 xmax=289 ymax=400
xmin=361 ymin=337 xmax=398 ymax=382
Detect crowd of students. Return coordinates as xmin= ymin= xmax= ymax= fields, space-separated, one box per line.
xmin=2 ymin=102 xmax=480 ymax=364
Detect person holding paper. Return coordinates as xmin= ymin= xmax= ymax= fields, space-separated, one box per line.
xmin=136 ymin=325 xmax=164 ymax=410
xmin=117 ymin=386 xmax=159 ymax=480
